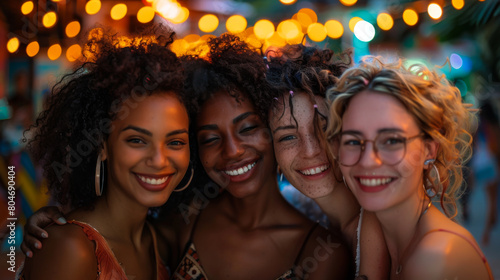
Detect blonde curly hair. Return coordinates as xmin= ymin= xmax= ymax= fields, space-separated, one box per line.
xmin=325 ymin=56 xmax=476 ymax=218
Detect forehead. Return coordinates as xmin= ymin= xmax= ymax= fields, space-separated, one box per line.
xmin=197 ymin=91 xmax=254 ymax=121
xmin=342 ymin=90 xmax=418 ymax=133
xmin=270 ymin=92 xmax=327 ymax=125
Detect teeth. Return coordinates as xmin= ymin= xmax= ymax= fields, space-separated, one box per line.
xmin=359 ymin=178 xmax=393 ymax=186
xmin=138 ymin=175 xmax=168 ymax=185
xmin=300 ymin=165 xmax=329 ymax=176
xmin=224 ymin=162 xmax=256 ymax=176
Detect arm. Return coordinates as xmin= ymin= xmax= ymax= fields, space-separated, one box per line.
xmin=357 ymin=210 xmax=390 ymax=280
xmin=299 ymin=226 xmax=353 ymax=280
xmin=21 ymin=206 xmax=67 ymax=258
xmin=22 ymin=223 xmax=97 ymax=280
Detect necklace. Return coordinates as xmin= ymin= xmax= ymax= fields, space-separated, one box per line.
xmin=394 ymin=200 xmax=432 ymax=278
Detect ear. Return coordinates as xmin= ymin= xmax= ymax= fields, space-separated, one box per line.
xmin=423 ymin=139 xmax=439 ymax=169
xmin=100 ymin=141 xmax=108 ymax=162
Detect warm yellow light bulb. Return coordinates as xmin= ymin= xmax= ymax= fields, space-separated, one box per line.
xmin=43 ymin=11 xmax=57 ymax=28
xmin=26 ymin=41 xmax=39 ymax=57
xmin=226 ymin=15 xmax=247 ymax=34
xmin=349 ymin=17 xmax=363 ymax=32
xmin=340 ymin=0 xmax=357 ymax=6
xmin=48 ymin=44 xmax=62 ymax=60
xmin=66 ymin=44 xmax=82 ymax=62
xmin=307 ymin=22 xmax=327 ymax=42
xmin=7 ymin=38 xmax=20 ymax=53
xmin=452 ymin=0 xmax=464 ymax=9
xmin=377 ymin=13 xmax=394 ymax=31
xmin=66 ymin=21 xmax=81 ymax=38
xmin=254 ymin=19 xmax=275 ymax=40
xmin=199 ymin=14 xmax=219 ymax=33
xmin=111 ymin=3 xmax=127 ymax=20
xmin=325 ymin=20 xmax=343 ymax=39
xmin=137 ymin=6 xmax=155 ymax=23
xmin=85 ymin=0 xmax=101 ymax=15
xmin=403 ymin=9 xmax=419 ymax=26
xmin=21 ymin=1 xmax=34 ymax=15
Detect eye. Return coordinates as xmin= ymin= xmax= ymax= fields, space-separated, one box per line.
xmin=199 ymin=136 xmax=219 ymax=145
xmin=127 ymin=138 xmax=146 ymax=145
xmin=168 ymin=140 xmax=187 ymax=146
xmin=278 ymin=135 xmax=297 ymax=142
xmin=342 ymin=138 xmax=361 ymax=146
xmin=240 ymin=125 xmax=257 ymax=134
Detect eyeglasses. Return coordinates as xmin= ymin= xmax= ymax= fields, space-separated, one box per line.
xmin=336 ymin=132 xmax=425 ymax=166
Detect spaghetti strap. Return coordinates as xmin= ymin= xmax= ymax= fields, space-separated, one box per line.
xmin=294 ymin=223 xmax=320 ymax=265
xmin=422 ymin=229 xmax=494 ymax=280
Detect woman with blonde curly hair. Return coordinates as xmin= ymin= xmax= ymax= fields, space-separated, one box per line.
xmin=326 ymin=56 xmax=493 ymax=279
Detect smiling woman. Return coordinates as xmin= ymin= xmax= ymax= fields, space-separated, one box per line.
xmin=17 ymin=26 xmax=191 ymax=280
xmin=326 ymin=56 xmax=493 ymax=280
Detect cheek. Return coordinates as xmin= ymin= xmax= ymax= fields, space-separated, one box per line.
xmin=397 ymin=149 xmax=425 ymax=179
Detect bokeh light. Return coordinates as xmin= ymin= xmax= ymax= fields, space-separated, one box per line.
xmin=349 ymin=17 xmax=363 ymax=32
xmin=26 ymin=41 xmax=39 ymax=57
xmin=184 ymin=34 xmax=200 ymax=43
xmin=137 ymin=6 xmax=155 ymax=23
xmin=43 ymin=11 xmax=57 ymax=28
xmin=85 ymin=0 xmax=101 ymax=15
xmin=226 ymin=15 xmax=247 ymax=34
xmin=21 ymin=1 xmax=34 ymax=15
xmin=280 ymin=0 xmax=297 ymax=4
xmin=66 ymin=21 xmax=81 ymax=38
xmin=298 ymin=8 xmax=317 ymax=24
xmin=377 ymin=13 xmax=394 ymax=31
xmin=170 ymin=7 xmax=189 ymax=24
xmin=403 ymin=9 xmax=419 ymax=26
xmin=325 ymin=20 xmax=343 ymax=39
xmin=354 ymin=21 xmax=375 ymax=42
xmin=278 ymin=20 xmax=301 ymax=40
xmin=452 ymin=0 xmax=464 ymax=10
xmin=427 ymin=3 xmax=443 ymax=20
xmin=66 ymin=44 xmax=82 ymax=62
xmin=450 ymin=53 xmax=463 ymax=69
xmin=295 ymin=12 xmax=314 ymax=31
xmin=254 ymin=19 xmax=275 ymax=40
xmin=199 ymin=14 xmax=219 ymax=33
xmin=340 ymin=0 xmax=357 ymax=6
xmin=307 ymin=22 xmax=327 ymax=42
xmin=110 ymin=3 xmax=127 ymax=20
xmin=7 ymin=37 xmax=20 ymax=53
xmin=48 ymin=44 xmax=62 ymax=60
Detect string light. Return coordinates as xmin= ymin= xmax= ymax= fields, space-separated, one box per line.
xmin=48 ymin=44 xmax=62 ymax=60
xmin=199 ymin=14 xmax=219 ymax=33
xmin=42 ymin=12 xmax=57 ymax=28
xmin=325 ymin=20 xmax=343 ymax=39
xmin=403 ymin=8 xmax=419 ymax=26
xmin=452 ymin=0 xmax=465 ymax=9
xmin=254 ymin=20 xmax=275 ymax=40
xmin=7 ymin=38 xmax=20 ymax=53
xmin=170 ymin=7 xmax=189 ymax=24
xmin=226 ymin=15 xmax=247 ymax=34
xmin=66 ymin=44 xmax=82 ymax=62
xmin=427 ymin=3 xmax=442 ymax=20
xmin=21 ymin=1 xmax=34 ymax=15
xmin=377 ymin=13 xmax=394 ymax=31
xmin=66 ymin=21 xmax=81 ymax=38
xmin=349 ymin=17 xmax=363 ymax=32
xmin=354 ymin=21 xmax=375 ymax=42
xmin=85 ymin=0 xmax=101 ymax=15
xmin=307 ymin=23 xmax=327 ymax=42
xmin=137 ymin=6 xmax=155 ymax=23
xmin=340 ymin=0 xmax=357 ymax=6
xmin=110 ymin=3 xmax=127 ymax=21
xmin=280 ymin=0 xmax=297 ymax=4
xmin=26 ymin=41 xmax=39 ymax=57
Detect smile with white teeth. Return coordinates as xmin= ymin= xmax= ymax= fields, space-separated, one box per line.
xmin=359 ymin=178 xmax=393 ymax=186
xmin=224 ymin=162 xmax=256 ymax=176
xmin=300 ymin=164 xmax=329 ymax=176
xmin=137 ymin=175 xmax=169 ymax=185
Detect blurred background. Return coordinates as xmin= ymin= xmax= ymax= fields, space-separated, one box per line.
xmin=0 ymin=0 xmax=499 ymax=278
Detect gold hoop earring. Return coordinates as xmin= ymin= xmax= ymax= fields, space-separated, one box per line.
xmin=174 ymin=167 xmax=194 ymax=192
xmin=95 ymin=154 xmax=105 ymax=197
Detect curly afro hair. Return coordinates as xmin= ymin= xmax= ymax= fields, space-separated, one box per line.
xmin=181 ymin=33 xmax=269 ymax=122
xmin=25 ymin=26 xmax=190 ymax=210
xmin=264 ymin=44 xmax=351 ymax=126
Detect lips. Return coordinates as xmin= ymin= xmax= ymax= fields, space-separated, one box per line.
xmin=134 ymin=173 xmax=172 ymax=192
xmin=299 ymin=164 xmax=330 ymax=176
xmin=223 ymin=161 xmax=256 ymax=176
xmin=355 ymin=176 xmax=395 ymax=193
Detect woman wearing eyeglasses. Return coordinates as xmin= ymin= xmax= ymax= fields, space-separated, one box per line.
xmin=326 ymin=57 xmax=493 ymax=280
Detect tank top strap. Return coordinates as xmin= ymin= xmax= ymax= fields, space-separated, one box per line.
xmin=293 ymin=223 xmax=320 ymax=265
xmin=421 ymin=229 xmax=494 ymax=280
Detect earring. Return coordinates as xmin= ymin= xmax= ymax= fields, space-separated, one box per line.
xmin=342 ymin=176 xmax=348 ymax=188
xmin=174 ymin=167 xmax=194 ymax=192
xmin=423 ymin=159 xmax=439 ymax=198
xmin=277 ymin=166 xmax=284 ymax=182
xmin=95 ymin=154 xmax=105 ymax=197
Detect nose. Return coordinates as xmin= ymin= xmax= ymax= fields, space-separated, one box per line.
xmin=147 ymin=144 xmax=168 ymax=169
xmin=302 ymin=133 xmax=322 ymax=158
xmin=357 ymin=141 xmax=383 ymax=167
xmin=221 ymin=134 xmax=244 ymax=159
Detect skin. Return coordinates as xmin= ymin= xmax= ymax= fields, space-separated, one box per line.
xmin=22 ymin=93 xmax=190 ymax=280
xmin=269 ymin=91 xmax=390 ymax=279
xmin=165 ymin=91 xmax=351 ymax=280
xmin=340 ymin=90 xmax=490 ymax=280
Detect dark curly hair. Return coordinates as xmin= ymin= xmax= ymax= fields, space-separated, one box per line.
xmin=24 ymin=26 xmax=191 ymax=210
xmin=181 ymin=33 xmax=269 ymax=122
xmin=264 ymin=44 xmax=351 ymax=127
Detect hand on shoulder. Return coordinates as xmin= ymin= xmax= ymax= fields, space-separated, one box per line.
xmin=22 ymin=223 xmax=98 ymax=280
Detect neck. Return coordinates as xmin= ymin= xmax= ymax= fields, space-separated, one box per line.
xmin=222 ymin=179 xmax=290 ymax=229
xmin=314 ymin=182 xmax=360 ymax=231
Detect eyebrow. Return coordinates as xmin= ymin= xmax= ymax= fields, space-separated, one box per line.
xmin=197 ymin=112 xmax=257 ymax=131
xmin=121 ymin=126 xmax=188 ymax=137
xmin=272 ymin=125 xmax=296 ymax=134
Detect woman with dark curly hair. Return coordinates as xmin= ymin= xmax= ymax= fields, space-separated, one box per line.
xmin=326 ymin=57 xmax=492 ymax=279
xmin=162 ymin=34 xmax=351 ymax=279
xmin=263 ymin=45 xmax=389 ymax=279
xmin=18 ymin=28 xmax=191 ymax=280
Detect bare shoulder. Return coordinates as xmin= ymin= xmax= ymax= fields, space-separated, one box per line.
xmin=406 ymin=224 xmax=490 ymax=280
xmin=358 ymin=210 xmax=390 ymax=280
xmin=22 ymin=223 xmax=98 ymax=280
xmin=298 ymin=225 xmax=353 ymax=280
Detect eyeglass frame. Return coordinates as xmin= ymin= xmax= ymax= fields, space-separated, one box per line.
xmin=334 ymin=132 xmax=426 ymax=167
